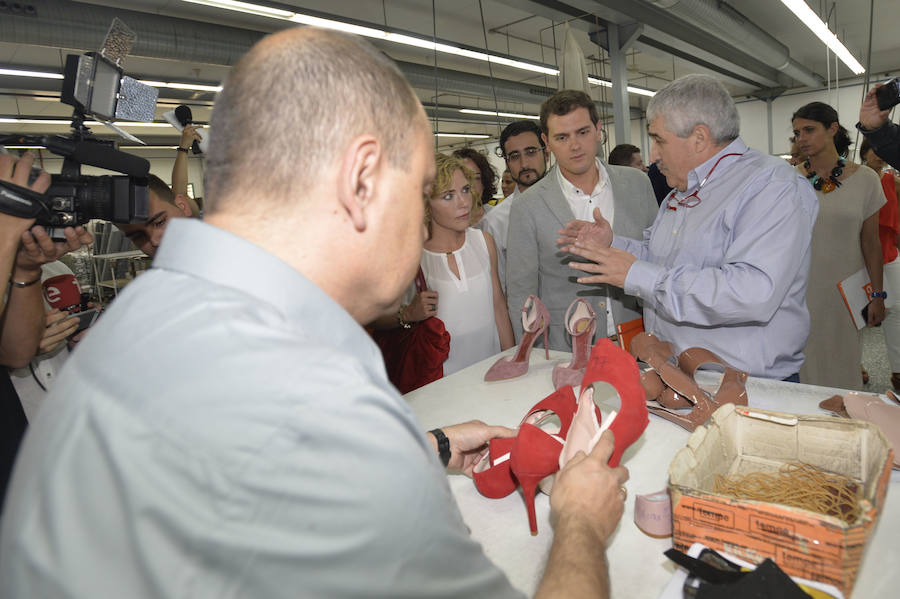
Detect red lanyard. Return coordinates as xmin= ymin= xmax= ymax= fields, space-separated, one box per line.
xmin=666 ymin=153 xmax=744 ymax=210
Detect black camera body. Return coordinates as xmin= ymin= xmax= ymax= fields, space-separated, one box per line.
xmin=42 ymin=172 xmax=148 ymax=228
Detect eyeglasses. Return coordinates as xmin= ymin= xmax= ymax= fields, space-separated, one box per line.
xmin=502 ymin=146 xmax=544 ymax=163
xmin=665 ymin=152 xmax=744 ymax=211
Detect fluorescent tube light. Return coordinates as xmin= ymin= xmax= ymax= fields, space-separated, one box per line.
xmin=181 ymin=0 xmax=292 ymax=19
xmin=140 ymin=80 xmax=223 ymax=92
xmin=1 ymin=118 xmax=174 ymax=128
xmin=587 ymin=76 xmax=656 ymax=97
xmin=0 ymin=68 xmax=64 ymax=79
xmin=780 ymin=0 xmax=865 ymax=75
xmin=435 ymin=133 xmax=491 ymax=139
xmin=459 ymin=109 xmax=539 ymax=120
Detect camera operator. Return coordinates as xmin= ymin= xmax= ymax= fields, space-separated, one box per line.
xmin=857 ymin=83 xmax=900 ymax=170
xmin=0 ymin=151 xmax=92 ymax=513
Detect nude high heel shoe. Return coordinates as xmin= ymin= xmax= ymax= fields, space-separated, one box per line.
xmin=552 ymin=298 xmax=597 ymax=390
xmin=484 ymin=295 xmax=550 ymax=381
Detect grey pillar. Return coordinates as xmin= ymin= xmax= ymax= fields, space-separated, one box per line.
xmin=593 ymin=23 xmax=643 ymax=146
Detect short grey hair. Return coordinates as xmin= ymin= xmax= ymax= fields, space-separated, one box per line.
xmin=646 ymin=74 xmax=739 ymax=145
xmin=204 ymin=27 xmax=422 ymax=213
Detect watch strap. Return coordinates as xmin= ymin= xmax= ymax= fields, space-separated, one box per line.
xmin=429 ymin=428 xmax=451 ymax=467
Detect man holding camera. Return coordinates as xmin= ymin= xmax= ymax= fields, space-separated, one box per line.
xmin=858 ymin=80 xmax=900 ymax=170
xmin=0 ymin=151 xmax=92 ymax=513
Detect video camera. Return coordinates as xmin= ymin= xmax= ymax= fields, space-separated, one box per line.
xmin=0 ymin=19 xmax=154 ymax=238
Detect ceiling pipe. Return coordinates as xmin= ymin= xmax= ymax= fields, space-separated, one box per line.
xmin=644 ymin=0 xmax=822 ymax=88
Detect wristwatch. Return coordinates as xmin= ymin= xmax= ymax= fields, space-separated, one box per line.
xmin=429 ymin=428 xmax=451 ymax=467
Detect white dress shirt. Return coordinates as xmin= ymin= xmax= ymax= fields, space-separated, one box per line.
xmin=558 ymin=158 xmax=617 ymax=335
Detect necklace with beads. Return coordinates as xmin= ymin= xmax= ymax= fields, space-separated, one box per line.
xmin=804 ymin=157 xmax=845 ymax=193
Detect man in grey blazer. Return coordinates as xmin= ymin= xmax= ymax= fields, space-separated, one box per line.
xmin=506 ymin=90 xmax=658 ymax=350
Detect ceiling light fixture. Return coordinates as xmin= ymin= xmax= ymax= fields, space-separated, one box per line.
xmin=587 ymin=76 xmax=656 ymax=97
xmin=0 ymin=68 xmax=63 ymax=79
xmin=434 ymin=133 xmax=491 ymax=139
xmin=459 ymin=109 xmax=539 ymax=120
xmin=1 ymin=118 xmax=180 ymax=128
xmin=0 ymin=68 xmax=222 ymax=93
xmin=140 ymin=80 xmax=223 ymax=92
xmin=779 ymin=0 xmax=865 ymax=75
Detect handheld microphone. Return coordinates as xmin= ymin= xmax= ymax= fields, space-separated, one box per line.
xmin=174 ymin=105 xmax=202 ymax=155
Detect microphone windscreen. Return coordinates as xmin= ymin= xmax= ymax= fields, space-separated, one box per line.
xmin=174 ymin=105 xmax=193 ymax=126
xmin=70 ymin=142 xmax=150 ymax=178
xmin=43 ymin=274 xmax=81 ymax=312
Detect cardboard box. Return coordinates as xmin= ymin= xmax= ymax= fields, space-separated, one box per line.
xmin=668 ymin=404 xmax=893 ymax=597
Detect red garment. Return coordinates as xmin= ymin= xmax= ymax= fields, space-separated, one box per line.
xmin=878 ymin=171 xmax=899 ymax=264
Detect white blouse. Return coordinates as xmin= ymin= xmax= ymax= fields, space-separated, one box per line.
xmin=420 ymin=228 xmax=500 ymax=376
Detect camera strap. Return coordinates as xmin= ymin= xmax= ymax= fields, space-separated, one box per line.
xmin=0 ymin=179 xmax=50 ymax=219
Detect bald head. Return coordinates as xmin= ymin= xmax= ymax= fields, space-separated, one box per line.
xmin=204 ymin=27 xmax=423 ymax=214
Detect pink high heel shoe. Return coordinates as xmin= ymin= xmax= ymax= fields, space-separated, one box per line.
xmin=552 ymin=298 xmax=596 ymax=390
xmin=484 ymin=295 xmax=550 ymax=381
xmin=507 ymin=386 xmax=578 ymax=535
xmin=560 ymin=339 xmax=648 ymax=470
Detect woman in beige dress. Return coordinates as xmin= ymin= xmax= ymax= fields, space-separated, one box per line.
xmin=792 ymin=102 xmax=886 ymax=390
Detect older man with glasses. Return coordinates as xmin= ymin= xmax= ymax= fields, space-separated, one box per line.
xmin=560 ymin=74 xmax=818 ymax=381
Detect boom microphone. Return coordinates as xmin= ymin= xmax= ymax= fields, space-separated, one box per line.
xmin=70 ymin=142 xmax=150 ymax=178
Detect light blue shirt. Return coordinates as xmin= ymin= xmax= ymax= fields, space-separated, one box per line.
xmin=612 ymin=138 xmax=819 ymax=379
xmin=1 ymin=219 xmax=522 ymax=598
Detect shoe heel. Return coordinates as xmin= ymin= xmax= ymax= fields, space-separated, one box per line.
xmin=519 ymin=475 xmax=541 ymax=536
xmin=484 ymin=295 xmax=551 ymax=381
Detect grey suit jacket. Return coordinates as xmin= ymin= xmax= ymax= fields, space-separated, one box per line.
xmin=505 ymin=163 xmax=658 ymax=351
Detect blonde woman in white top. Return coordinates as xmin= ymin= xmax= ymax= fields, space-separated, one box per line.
xmin=419 ymin=154 xmax=514 ymax=375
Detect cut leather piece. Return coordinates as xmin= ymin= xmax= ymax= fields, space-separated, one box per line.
xmin=634 ymin=489 xmax=673 ymax=537
xmin=843 ymin=392 xmax=900 ymax=469
xmin=647 ymin=399 xmax=716 ymax=432
xmin=677 ymin=347 xmax=749 ymax=408
xmin=640 ymin=368 xmax=666 ymax=401
xmin=819 ymin=394 xmax=850 ymax=418
xmin=887 ymin=390 xmax=900 ymax=406
xmin=630 ymin=332 xmax=707 ymax=406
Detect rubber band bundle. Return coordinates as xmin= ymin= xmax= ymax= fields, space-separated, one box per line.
xmin=713 ymin=462 xmax=862 ymax=524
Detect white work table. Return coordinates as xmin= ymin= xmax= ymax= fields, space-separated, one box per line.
xmin=405 ymin=347 xmax=899 ymax=598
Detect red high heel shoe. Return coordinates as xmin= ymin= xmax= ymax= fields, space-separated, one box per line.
xmin=552 ymin=298 xmax=597 ymax=389
xmin=507 ymin=386 xmax=578 ymax=535
xmin=484 ymin=296 xmax=550 ymax=381
xmin=561 ymin=339 xmax=648 ymax=469
xmin=473 ymin=437 xmax=517 ymax=499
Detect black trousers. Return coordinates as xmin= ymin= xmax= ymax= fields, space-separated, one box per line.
xmin=0 ymin=369 xmax=26 ymax=515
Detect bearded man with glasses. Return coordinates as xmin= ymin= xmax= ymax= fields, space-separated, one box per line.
xmin=482 ymin=120 xmax=550 ymax=292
